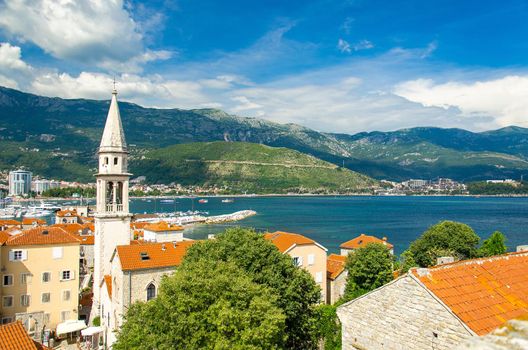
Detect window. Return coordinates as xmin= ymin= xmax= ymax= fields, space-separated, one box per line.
xmin=292 ymin=256 xmax=303 ymax=267
xmin=2 ymin=274 xmax=13 ymax=286
xmin=104 ymin=157 xmax=109 ymax=165
xmin=41 ymin=293 xmax=50 ymax=303
xmin=307 ymin=254 xmax=315 ymax=266
xmin=42 ymin=272 xmax=51 ymax=283
xmin=315 ymin=272 xmax=323 ymax=283
xmin=1 ymin=317 xmax=12 ymax=324
xmin=52 ymin=247 xmax=63 ymax=259
xmin=146 ymin=283 xmax=156 ymax=301
xmin=61 ymin=311 xmax=70 ymax=322
xmin=21 ymin=273 xmax=32 ymax=285
xmin=9 ymin=249 xmax=26 ymax=261
xmin=2 ymin=296 xmax=13 ymax=307
xmin=20 ymin=294 xmax=30 ymax=307
xmin=114 ymin=157 xmax=118 ymax=165
xmin=61 ymin=270 xmax=74 ymax=281
xmin=62 ymin=290 xmax=71 ymax=301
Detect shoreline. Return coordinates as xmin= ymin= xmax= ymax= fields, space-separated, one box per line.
xmin=8 ymin=193 xmax=528 ymax=202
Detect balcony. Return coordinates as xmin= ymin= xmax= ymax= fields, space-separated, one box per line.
xmin=105 ymin=204 xmax=125 ymax=212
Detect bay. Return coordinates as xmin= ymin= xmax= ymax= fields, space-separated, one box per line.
xmin=130 ymin=195 xmax=528 ymax=255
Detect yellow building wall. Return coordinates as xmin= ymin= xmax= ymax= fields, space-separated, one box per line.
xmin=287 ymin=245 xmax=327 ymax=302
xmin=0 ymin=243 xmax=80 ymax=329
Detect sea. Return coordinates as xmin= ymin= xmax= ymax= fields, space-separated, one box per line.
xmin=126 ymin=195 xmax=528 ymax=255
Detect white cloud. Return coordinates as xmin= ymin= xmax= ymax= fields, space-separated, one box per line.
xmin=0 ymin=0 xmax=168 ymax=72
xmin=353 ymin=40 xmax=374 ymax=51
xmin=0 ymin=42 xmax=31 ymax=71
xmin=341 ymin=17 xmax=354 ymax=34
xmin=230 ymin=96 xmax=262 ymax=112
xmin=337 ymin=39 xmax=352 ymax=53
xmin=394 ymin=75 xmax=528 ymax=127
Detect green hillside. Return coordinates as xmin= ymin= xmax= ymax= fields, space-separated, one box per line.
xmin=2 ymin=86 xmax=528 ymax=181
xmin=132 ymin=142 xmax=377 ymax=193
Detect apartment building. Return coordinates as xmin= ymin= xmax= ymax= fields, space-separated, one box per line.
xmin=0 ymin=227 xmax=80 ymax=336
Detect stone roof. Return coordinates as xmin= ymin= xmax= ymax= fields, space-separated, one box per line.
xmin=327 ymin=253 xmax=347 ymax=280
xmin=115 ymin=241 xmax=195 ymax=271
xmin=413 ymin=251 xmax=528 ymax=335
xmin=340 ymin=233 xmax=393 ymax=250
xmin=99 ymin=89 xmax=127 ymax=153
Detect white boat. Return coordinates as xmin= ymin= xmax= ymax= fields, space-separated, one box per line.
xmin=23 ymin=209 xmax=53 ymax=218
xmin=222 ymin=199 xmax=234 ymax=203
xmin=160 ymin=199 xmax=175 ymax=204
xmin=198 ymin=199 xmax=208 ymax=204
xmin=28 ymin=202 xmax=62 ymax=212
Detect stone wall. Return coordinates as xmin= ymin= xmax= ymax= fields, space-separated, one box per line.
xmin=327 ymin=270 xmax=347 ymax=304
xmin=337 ymin=275 xmax=473 ymax=350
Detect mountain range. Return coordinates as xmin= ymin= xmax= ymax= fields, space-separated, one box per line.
xmin=1 ymin=85 xmax=527 ymax=183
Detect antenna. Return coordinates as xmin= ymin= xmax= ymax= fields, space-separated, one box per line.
xmin=112 ymin=75 xmax=116 ymax=91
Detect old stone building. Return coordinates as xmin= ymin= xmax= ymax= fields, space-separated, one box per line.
xmin=326 ymin=254 xmax=347 ymax=304
xmin=337 ymin=251 xmax=528 ymax=350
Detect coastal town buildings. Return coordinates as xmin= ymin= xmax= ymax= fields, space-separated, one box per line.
xmin=264 ymin=231 xmax=328 ymax=302
xmin=142 ymin=221 xmax=184 ymax=243
xmin=340 ymin=234 xmax=394 ymax=255
xmin=0 ymin=227 xmax=80 ymax=337
xmin=9 ymin=170 xmax=32 ymax=197
xmin=326 ymin=253 xmax=347 ymax=304
xmin=337 ymin=251 xmax=528 ymax=350
xmin=0 ymin=320 xmax=49 ymax=349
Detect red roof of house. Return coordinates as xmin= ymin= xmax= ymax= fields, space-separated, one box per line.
xmin=327 ymin=254 xmax=347 ymax=280
xmin=104 ymin=275 xmax=112 ymax=296
xmin=56 ymin=210 xmax=77 ymax=217
xmin=0 ymin=219 xmax=21 ymax=227
xmin=115 ymin=241 xmax=196 ymax=271
xmin=5 ymin=227 xmax=80 ymax=246
xmin=0 ymin=321 xmax=49 ymax=350
xmin=340 ymin=234 xmax=393 ymax=250
xmin=143 ymin=221 xmax=184 ymax=232
xmin=412 ymin=251 xmax=528 ymax=335
xmin=21 ymin=218 xmax=46 ymax=226
xmin=264 ymin=231 xmax=317 ymax=253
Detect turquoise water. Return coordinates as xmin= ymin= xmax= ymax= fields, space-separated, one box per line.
xmin=129 ymin=196 xmax=528 ymax=255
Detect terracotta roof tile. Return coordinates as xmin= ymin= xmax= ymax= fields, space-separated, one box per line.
xmin=143 ymin=221 xmax=184 ymax=232
xmin=412 ymin=251 xmax=528 ymax=335
xmin=0 ymin=219 xmax=21 ymax=227
xmin=340 ymin=234 xmax=393 ymax=250
xmin=0 ymin=320 xmax=48 ymax=350
xmin=264 ymin=231 xmax=316 ymax=253
xmin=116 ymin=241 xmax=195 ymax=271
xmin=0 ymin=230 xmax=10 ymax=244
xmin=56 ymin=210 xmax=77 ymax=217
xmin=5 ymin=227 xmax=80 ymax=246
xmin=21 ymin=218 xmax=46 ymax=226
xmin=327 ymin=254 xmax=347 ymax=280
xmin=103 ymin=275 xmax=112 ymax=296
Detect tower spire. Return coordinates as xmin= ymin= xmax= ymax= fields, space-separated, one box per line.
xmin=99 ymin=88 xmax=127 ymax=153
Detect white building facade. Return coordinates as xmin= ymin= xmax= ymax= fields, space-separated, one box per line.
xmin=8 ymin=170 xmax=32 ymax=196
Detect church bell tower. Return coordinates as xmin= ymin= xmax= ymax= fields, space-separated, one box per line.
xmin=93 ymin=87 xmax=132 ymax=307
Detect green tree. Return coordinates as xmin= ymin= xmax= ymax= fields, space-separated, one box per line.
xmin=114 ymin=260 xmax=286 ymax=350
xmin=182 ymin=227 xmax=322 ymax=349
xmin=316 ymin=304 xmax=341 ymax=350
xmin=343 ymin=243 xmax=394 ymax=301
xmin=479 ymin=231 xmax=507 ymax=257
xmin=398 ymin=250 xmax=418 ymax=273
xmin=408 ymin=221 xmax=480 ymax=267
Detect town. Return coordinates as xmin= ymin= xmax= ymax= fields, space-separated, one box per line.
xmin=0 ymin=89 xmax=527 ymax=350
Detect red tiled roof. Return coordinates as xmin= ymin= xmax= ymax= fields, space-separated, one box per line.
xmin=0 ymin=231 xmax=10 ymax=244
xmin=264 ymin=231 xmax=316 ymax=253
xmin=0 ymin=321 xmax=48 ymax=350
xmin=327 ymin=254 xmax=347 ymax=280
xmin=412 ymin=251 xmax=528 ymax=335
xmin=143 ymin=221 xmax=184 ymax=232
xmin=103 ymin=275 xmax=112 ymax=296
xmin=5 ymin=227 xmax=80 ymax=246
xmin=56 ymin=210 xmax=77 ymax=217
xmin=116 ymin=241 xmax=196 ymax=271
xmin=0 ymin=219 xmax=21 ymax=226
xmin=340 ymin=234 xmax=394 ymax=250
xmin=21 ymin=218 xmax=46 ymax=226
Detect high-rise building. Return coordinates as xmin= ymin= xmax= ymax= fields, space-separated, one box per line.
xmin=32 ymin=179 xmax=51 ymax=195
xmin=8 ymin=170 xmax=32 ymax=196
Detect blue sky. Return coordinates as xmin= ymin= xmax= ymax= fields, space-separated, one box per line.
xmin=0 ymin=0 xmax=527 ymax=133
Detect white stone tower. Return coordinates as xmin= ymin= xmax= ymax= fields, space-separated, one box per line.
xmin=93 ymin=88 xmax=132 ymax=309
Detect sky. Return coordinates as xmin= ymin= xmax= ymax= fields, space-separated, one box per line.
xmin=0 ymin=0 xmax=527 ymax=134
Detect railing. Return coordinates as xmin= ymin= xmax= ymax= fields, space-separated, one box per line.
xmin=104 ymin=204 xmax=125 ymax=213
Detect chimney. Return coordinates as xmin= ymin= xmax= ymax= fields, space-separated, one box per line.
xmin=516 ymin=245 xmax=528 ymax=252
xmin=416 ymin=268 xmax=430 ymax=277
xmin=161 ymin=244 xmax=166 ymax=251
xmin=436 ymin=256 xmax=455 ymax=265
